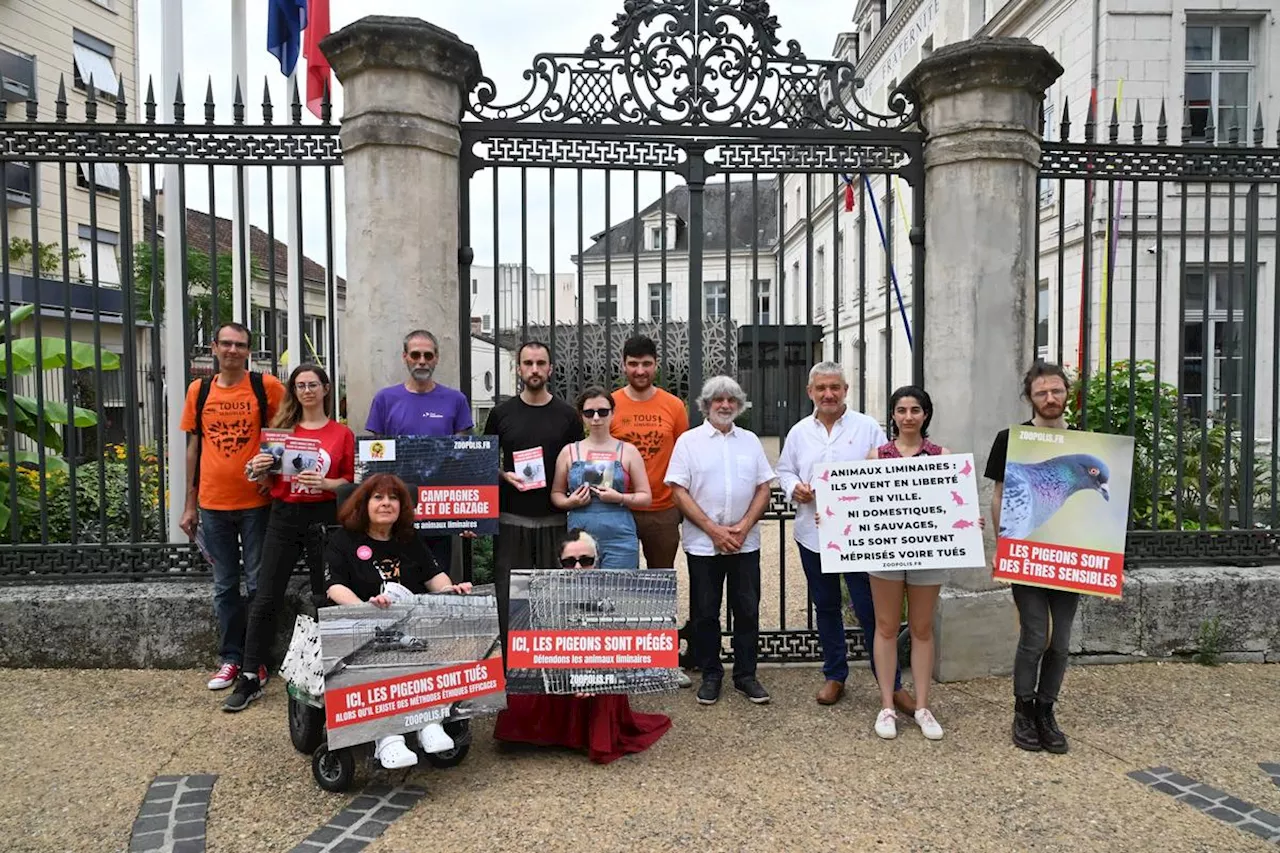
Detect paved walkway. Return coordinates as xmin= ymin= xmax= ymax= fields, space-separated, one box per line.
xmin=1 ymin=663 xmax=1277 ymax=852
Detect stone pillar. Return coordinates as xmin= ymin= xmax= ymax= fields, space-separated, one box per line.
xmin=900 ymin=38 xmax=1062 ymax=682
xmin=321 ymin=17 xmax=480 ymax=431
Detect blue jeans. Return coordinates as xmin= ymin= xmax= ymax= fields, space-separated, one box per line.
xmin=798 ymin=544 xmax=901 ymax=690
xmin=199 ymin=505 xmax=271 ymax=666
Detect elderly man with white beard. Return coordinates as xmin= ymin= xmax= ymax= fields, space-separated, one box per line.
xmin=664 ymin=376 xmax=776 ymax=706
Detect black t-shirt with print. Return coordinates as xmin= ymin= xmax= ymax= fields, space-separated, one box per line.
xmin=984 ymin=420 xmax=1081 ymax=482
xmin=323 ymin=527 xmax=443 ymax=601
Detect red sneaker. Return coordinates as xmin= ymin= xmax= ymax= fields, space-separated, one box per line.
xmin=207 ymin=662 xmax=240 ymax=690
xmin=257 ymin=665 xmax=269 ymax=687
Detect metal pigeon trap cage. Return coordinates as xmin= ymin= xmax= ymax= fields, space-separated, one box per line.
xmin=507 ymin=570 xmax=681 ymax=696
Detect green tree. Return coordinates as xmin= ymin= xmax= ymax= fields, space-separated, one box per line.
xmin=6 ymin=238 xmax=83 ymax=277
xmin=132 ymin=243 xmax=234 ymax=330
xmin=0 ymin=303 xmax=120 ymax=529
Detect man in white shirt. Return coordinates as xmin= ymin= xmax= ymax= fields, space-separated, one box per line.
xmin=776 ymin=362 xmax=912 ymax=713
xmin=665 ymin=376 xmax=775 ymax=707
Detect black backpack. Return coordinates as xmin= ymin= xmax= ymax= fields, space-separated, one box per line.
xmin=192 ymin=371 xmax=269 ymax=486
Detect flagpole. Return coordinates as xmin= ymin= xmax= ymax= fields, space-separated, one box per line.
xmin=230 ymin=0 xmax=250 ymax=326
xmin=287 ymin=71 xmax=303 ymax=379
xmin=161 ymin=0 xmax=186 ymax=542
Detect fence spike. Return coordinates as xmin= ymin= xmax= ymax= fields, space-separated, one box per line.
xmin=1108 ymin=98 xmax=1120 ymax=143
xmin=1276 ymin=112 xmax=1280 ymax=147
xmin=55 ymin=76 xmax=68 ymax=123
xmin=1038 ymin=99 xmax=1045 ymax=136
xmin=1252 ymin=105 xmax=1264 ymax=146
xmin=204 ymin=76 xmax=216 ymax=124
xmin=173 ymin=75 xmax=185 ymax=124
xmin=144 ymin=78 xmax=157 ymax=124
xmin=320 ymin=80 xmax=332 ymax=124
xmin=1228 ymin=114 xmax=1239 ymax=145
xmin=25 ymin=94 xmax=37 ymax=121
xmin=115 ymin=74 xmax=128 ymax=123
xmin=1181 ymin=103 xmax=1192 ymax=143
xmin=0 ymin=99 xmax=6 ymax=121
xmin=262 ymin=77 xmax=274 ymax=125
xmin=84 ymin=76 xmax=98 ymax=122
xmin=1156 ymin=100 xmax=1167 ymax=145
xmin=232 ymin=77 xmax=245 ymax=125
xmin=1084 ymin=91 xmax=1097 ymax=142
xmin=1203 ymin=109 xmax=1215 ymax=146
xmin=290 ymin=77 xmax=302 ymax=125
xmin=1132 ymin=100 xmax=1143 ymax=144
xmin=1059 ymin=97 xmax=1071 ymax=142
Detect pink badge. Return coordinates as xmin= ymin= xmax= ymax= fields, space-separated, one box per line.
xmin=356 ymin=545 xmax=373 ymax=561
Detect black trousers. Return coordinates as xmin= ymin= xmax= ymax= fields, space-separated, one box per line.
xmin=686 ymin=550 xmax=761 ymax=684
xmin=243 ymin=499 xmax=336 ymax=674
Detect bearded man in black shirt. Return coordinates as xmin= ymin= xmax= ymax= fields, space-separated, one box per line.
xmin=483 ymin=341 xmax=583 ymax=656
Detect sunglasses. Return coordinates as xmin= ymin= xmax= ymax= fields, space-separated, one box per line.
xmin=407 ymin=350 xmax=437 ymax=362
xmin=581 ymin=408 xmax=612 ymax=419
xmin=560 ymin=555 xmax=596 ymax=568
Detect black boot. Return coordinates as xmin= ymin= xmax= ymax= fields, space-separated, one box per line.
xmin=1036 ymin=701 xmax=1068 ymax=754
xmin=1012 ymin=698 xmax=1041 ymax=751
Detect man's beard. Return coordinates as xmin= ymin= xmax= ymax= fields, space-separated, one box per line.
xmin=1033 ymin=401 xmax=1064 ymax=421
xmin=522 ymin=374 xmax=545 ymax=390
xmin=708 ymin=410 xmax=737 ymax=428
xmin=411 ymin=365 xmax=435 ymax=382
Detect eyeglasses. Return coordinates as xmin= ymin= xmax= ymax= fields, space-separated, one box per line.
xmin=560 ymin=555 xmax=596 ymax=568
xmin=216 ymin=340 xmax=249 ymax=350
xmin=406 ymin=350 xmax=437 ymax=362
xmin=581 ymin=408 xmax=612 ymax=419
xmin=294 ymin=381 xmax=324 ymax=391
xmin=1031 ymin=389 xmax=1067 ymax=401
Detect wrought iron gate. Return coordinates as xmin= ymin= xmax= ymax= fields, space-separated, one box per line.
xmin=456 ymin=0 xmax=926 ymax=661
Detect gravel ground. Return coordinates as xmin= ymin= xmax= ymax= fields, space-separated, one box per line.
xmin=0 ymin=663 xmax=1276 ymax=852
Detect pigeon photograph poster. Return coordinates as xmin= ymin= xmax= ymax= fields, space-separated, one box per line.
xmin=993 ymin=426 xmax=1135 ymax=598
xmin=504 ymin=569 xmax=683 ymax=696
xmin=319 ymin=592 xmax=506 ymax=750
xmin=356 ymin=435 xmax=500 ymax=535
xmin=814 ymin=454 xmax=986 ymax=574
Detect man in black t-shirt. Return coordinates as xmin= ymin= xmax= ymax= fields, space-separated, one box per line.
xmin=483 ymin=341 xmax=583 ymax=653
xmin=985 ymin=360 xmax=1080 ymax=756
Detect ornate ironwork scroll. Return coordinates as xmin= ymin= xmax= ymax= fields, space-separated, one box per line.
xmin=465 ymin=0 xmax=917 ymax=131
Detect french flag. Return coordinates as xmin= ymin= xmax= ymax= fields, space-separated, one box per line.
xmin=268 ymin=0 xmax=331 ymax=119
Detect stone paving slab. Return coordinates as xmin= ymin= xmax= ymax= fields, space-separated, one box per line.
xmin=128 ymin=775 xmax=216 ymax=853
xmin=1128 ymin=767 xmax=1280 ymax=844
xmin=1 ymin=664 xmax=1278 ymax=852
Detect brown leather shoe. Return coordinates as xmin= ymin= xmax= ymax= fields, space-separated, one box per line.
xmin=816 ymin=680 xmax=845 ymax=705
xmin=893 ymin=689 xmax=916 ymax=715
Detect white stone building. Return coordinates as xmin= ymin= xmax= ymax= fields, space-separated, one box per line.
xmin=467 ymin=262 xmax=577 ymax=334
xmin=780 ymin=0 xmax=1278 ymax=435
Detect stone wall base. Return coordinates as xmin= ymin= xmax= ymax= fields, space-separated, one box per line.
xmin=0 ymin=579 xmax=313 ymax=669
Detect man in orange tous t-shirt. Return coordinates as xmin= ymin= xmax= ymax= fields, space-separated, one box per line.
xmin=611 ymin=335 xmax=692 ymax=686
xmin=178 ymin=322 xmax=285 ymax=694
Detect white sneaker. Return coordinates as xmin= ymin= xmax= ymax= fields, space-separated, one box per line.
xmin=875 ymin=708 xmax=897 ymax=739
xmin=677 ymin=670 xmax=692 ymax=689
xmin=207 ymin=662 xmax=240 ymax=690
xmin=915 ymin=708 xmax=944 ymax=740
xmin=374 ymin=735 xmax=419 ymax=769
xmin=418 ymin=722 xmax=455 ymax=754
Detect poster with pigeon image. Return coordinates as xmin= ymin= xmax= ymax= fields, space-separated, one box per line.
xmin=356 ymin=435 xmax=500 ymax=535
xmin=993 ymin=426 xmax=1134 ymax=598
xmin=815 ymin=454 xmax=986 ymax=574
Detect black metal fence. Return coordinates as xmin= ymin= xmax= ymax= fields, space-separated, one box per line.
xmin=1036 ymin=94 xmax=1280 ymax=564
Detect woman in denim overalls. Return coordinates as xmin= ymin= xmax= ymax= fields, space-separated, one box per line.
xmin=551 ymin=386 xmax=652 ymax=569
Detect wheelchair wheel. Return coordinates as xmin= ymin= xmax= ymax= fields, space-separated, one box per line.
xmin=311 ymin=743 xmax=356 ymax=793
xmin=289 ymin=693 xmax=326 ymax=754
xmin=423 ymin=741 xmax=471 ymax=768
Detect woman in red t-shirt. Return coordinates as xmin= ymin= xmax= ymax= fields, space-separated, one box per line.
xmin=222 ymin=362 xmax=355 ymax=712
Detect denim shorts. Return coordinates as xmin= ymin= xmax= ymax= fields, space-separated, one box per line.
xmin=867 ymin=568 xmax=949 ymax=586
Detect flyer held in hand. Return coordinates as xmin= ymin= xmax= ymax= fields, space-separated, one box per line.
xmin=357 ymin=435 xmax=501 ymax=535
xmin=319 ymin=592 xmax=506 ymax=750
xmin=505 ymin=569 xmax=682 ymax=696
xmin=814 ymin=453 xmax=986 ymax=574
xmin=993 ymin=426 xmax=1135 ymax=598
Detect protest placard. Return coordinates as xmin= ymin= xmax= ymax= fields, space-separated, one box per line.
xmin=357 ymin=435 xmax=500 ymax=535
xmin=505 ymin=569 xmax=682 ymax=695
xmin=320 ymin=592 xmax=506 ymax=750
xmin=814 ymin=453 xmax=986 ymax=574
xmin=993 ymin=426 xmax=1134 ymax=598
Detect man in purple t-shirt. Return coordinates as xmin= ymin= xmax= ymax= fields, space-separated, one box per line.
xmin=366 ymin=329 xmax=476 ymax=570
xmin=366 ymin=330 xmax=475 ymax=437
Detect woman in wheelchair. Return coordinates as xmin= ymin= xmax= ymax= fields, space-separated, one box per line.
xmin=324 ymin=473 xmax=472 ymax=770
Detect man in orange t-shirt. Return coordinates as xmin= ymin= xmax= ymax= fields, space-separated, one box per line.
xmin=178 ymin=322 xmax=285 ymax=693
xmin=611 ymin=335 xmax=692 ymax=684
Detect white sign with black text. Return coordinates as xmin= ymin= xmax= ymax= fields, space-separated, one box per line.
xmin=815 ymin=453 xmax=986 ymax=574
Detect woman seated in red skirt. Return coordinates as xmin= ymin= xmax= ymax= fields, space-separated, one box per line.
xmin=493 ymin=529 xmax=672 ymax=764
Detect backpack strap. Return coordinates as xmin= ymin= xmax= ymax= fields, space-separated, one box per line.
xmin=248 ymin=371 xmax=269 ymax=427
xmin=191 ymin=376 xmax=214 ymax=489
